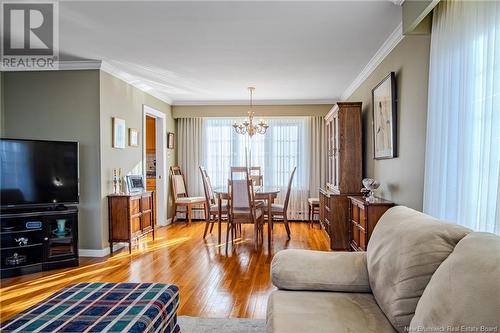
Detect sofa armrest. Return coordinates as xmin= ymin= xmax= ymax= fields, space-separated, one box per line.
xmin=271 ymin=249 xmax=371 ymax=292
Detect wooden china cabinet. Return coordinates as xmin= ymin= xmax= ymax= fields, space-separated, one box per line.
xmin=319 ymin=102 xmax=362 ymax=250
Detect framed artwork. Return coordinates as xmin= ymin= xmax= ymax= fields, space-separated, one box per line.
xmin=129 ymin=128 xmax=139 ymax=147
xmin=112 ymin=117 xmax=126 ymax=149
xmin=167 ymin=132 xmax=175 ymax=149
xmin=372 ymin=72 xmax=397 ymax=159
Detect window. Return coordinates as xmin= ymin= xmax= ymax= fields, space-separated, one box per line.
xmin=424 ymin=1 xmax=500 ymax=233
xmin=203 ymin=117 xmax=309 ymax=219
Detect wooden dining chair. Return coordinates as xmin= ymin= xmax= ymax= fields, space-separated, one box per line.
xmin=199 ymin=166 xmax=228 ymax=238
xmin=308 ymin=197 xmax=320 ymax=228
xmin=170 ymin=166 xmax=206 ymax=225
xmin=249 ymin=166 xmax=263 ymax=187
xmin=267 ymin=167 xmax=296 ymax=239
xmin=226 ymin=167 xmax=266 ymax=251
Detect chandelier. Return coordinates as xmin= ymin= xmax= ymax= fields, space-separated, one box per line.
xmin=232 ymin=87 xmax=269 ymax=137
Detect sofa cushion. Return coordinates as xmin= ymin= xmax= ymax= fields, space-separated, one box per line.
xmin=271 ymin=249 xmax=371 ymax=292
xmin=366 ymin=206 xmax=471 ymax=333
xmin=409 ymin=232 xmax=500 ymax=333
xmin=267 ymin=290 xmax=396 ymax=333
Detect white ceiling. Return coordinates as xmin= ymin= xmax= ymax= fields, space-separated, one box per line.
xmin=58 ymin=1 xmax=402 ymax=104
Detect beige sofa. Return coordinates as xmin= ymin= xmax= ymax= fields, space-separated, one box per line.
xmin=267 ymin=206 xmax=500 ymax=333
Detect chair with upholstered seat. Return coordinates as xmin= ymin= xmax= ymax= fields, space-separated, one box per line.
xmin=170 ymin=166 xmax=206 ymax=225
xmin=199 ymin=166 xmax=228 ymax=238
xmin=308 ymin=197 xmax=320 ymax=228
xmin=267 ymin=167 xmax=296 ymax=239
xmin=227 ymin=167 xmax=266 ymax=251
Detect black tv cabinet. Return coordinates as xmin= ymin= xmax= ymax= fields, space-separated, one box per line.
xmin=0 ymin=208 xmax=79 ymax=278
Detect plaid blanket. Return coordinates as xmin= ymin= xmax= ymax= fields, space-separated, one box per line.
xmin=1 ymin=283 xmax=180 ymax=333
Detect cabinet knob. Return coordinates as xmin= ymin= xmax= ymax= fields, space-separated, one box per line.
xmin=44 ymin=237 xmax=48 ymax=241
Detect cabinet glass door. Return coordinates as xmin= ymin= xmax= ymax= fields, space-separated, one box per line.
xmin=46 ymin=215 xmax=76 ymax=259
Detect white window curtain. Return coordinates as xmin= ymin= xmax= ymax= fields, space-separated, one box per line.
xmin=177 ymin=118 xmax=205 ymax=197
xmin=424 ymin=1 xmax=500 ymax=234
xmin=199 ymin=116 xmax=324 ymax=220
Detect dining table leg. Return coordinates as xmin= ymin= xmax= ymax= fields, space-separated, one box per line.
xmin=218 ymin=194 xmax=222 ymax=244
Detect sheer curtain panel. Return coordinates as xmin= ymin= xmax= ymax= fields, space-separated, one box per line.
xmin=177 ymin=118 xmax=205 ymax=197
xmin=423 ymin=1 xmax=500 ymax=234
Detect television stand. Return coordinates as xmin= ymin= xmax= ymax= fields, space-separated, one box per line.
xmin=0 ymin=207 xmax=79 ymax=278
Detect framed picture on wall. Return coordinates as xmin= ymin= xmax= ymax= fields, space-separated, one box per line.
xmin=372 ymin=72 xmax=397 ymax=159
xmin=112 ymin=117 xmax=126 ymax=149
xmin=129 ymin=128 xmax=139 ymax=147
xmin=167 ymin=132 xmax=175 ymax=149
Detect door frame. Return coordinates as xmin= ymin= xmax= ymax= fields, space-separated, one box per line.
xmin=143 ymin=105 xmax=168 ymax=227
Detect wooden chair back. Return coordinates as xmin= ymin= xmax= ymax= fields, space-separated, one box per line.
xmin=199 ymin=166 xmax=216 ymax=206
xmin=170 ymin=166 xmax=188 ymax=201
xmin=283 ymin=167 xmax=297 ymax=211
xmin=249 ymin=166 xmax=263 ymax=186
xmin=229 ymin=167 xmax=255 ymax=219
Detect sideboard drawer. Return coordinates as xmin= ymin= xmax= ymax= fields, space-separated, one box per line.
xmin=348 ymin=196 xmax=394 ymax=251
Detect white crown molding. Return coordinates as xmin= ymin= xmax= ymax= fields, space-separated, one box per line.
xmin=340 ymin=22 xmax=404 ymax=101
xmin=79 ymin=242 xmax=127 ymax=257
xmin=391 ymin=0 xmax=405 ymax=6
xmin=0 ymin=60 xmax=102 ymax=72
xmin=172 ymin=98 xmax=337 ymax=106
xmin=100 ymin=61 xmax=173 ymax=105
xmin=58 ymin=60 xmax=102 ymax=70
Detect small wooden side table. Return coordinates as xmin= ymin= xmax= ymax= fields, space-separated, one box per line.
xmin=347 ymin=196 xmax=394 ymax=251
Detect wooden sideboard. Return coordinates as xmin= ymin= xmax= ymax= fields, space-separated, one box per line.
xmin=348 ymin=196 xmax=394 ymax=251
xmin=319 ymin=188 xmax=352 ymax=250
xmin=108 ymin=192 xmax=155 ymax=255
xmin=319 ymin=102 xmax=362 ymax=250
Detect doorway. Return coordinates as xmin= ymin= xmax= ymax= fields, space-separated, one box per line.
xmin=143 ymin=105 xmax=168 ymax=227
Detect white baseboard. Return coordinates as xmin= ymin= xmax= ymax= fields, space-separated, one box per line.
xmin=80 ymin=220 xmax=172 ymax=257
xmin=79 ymin=243 xmax=128 ymax=257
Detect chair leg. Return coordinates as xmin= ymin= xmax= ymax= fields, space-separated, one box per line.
xmin=226 ymin=222 xmax=231 ymax=253
xmin=284 ymin=215 xmax=291 ymax=240
xmin=172 ymin=203 xmax=177 ymax=223
xmin=254 ymin=221 xmax=259 ymax=249
xmin=187 ymin=204 xmax=192 ymax=225
xmin=267 ymin=217 xmax=271 ymax=250
xmin=308 ymin=204 xmax=312 ymax=227
xmin=203 ymin=217 xmax=211 ymax=238
xmin=209 ymin=219 xmax=215 ymax=233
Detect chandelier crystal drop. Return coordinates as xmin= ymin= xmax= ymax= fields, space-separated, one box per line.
xmin=232 ymin=87 xmax=269 ymax=137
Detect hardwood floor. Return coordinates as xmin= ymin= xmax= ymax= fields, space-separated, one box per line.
xmin=0 ymin=221 xmax=330 ymax=322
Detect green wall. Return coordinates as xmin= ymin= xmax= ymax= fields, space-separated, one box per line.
xmin=3 ymin=70 xmax=103 ymax=249
xmin=2 ymin=70 xmax=175 ymax=252
xmin=99 ymin=71 xmax=176 ymax=249
xmin=346 ymin=35 xmax=431 ymax=210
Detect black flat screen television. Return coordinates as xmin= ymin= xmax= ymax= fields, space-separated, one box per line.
xmin=0 ymin=139 xmax=79 ymax=208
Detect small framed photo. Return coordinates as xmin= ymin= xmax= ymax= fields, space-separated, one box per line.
xmin=112 ymin=117 xmax=126 ymax=149
xmin=167 ymin=132 xmax=175 ymax=149
xmin=126 ymin=175 xmax=145 ymax=193
xmin=372 ymin=72 xmax=397 ymax=159
xmin=129 ymin=128 xmax=139 ymax=147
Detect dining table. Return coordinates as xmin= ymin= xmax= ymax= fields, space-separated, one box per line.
xmin=213 ymin=186 xmax=280 ymax=244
